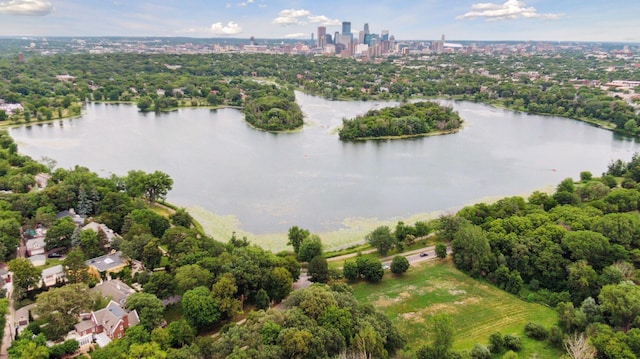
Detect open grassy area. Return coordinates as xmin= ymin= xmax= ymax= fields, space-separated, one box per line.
xmin=351 ymin=259 xmax=562 ymax=357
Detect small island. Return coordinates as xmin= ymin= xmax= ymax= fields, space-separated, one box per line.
xmin=242 ymin=85 xmax=304 ymax=132
xmin=338 ymin=101 xmax=463 ymax=140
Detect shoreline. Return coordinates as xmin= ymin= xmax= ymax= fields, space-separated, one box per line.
xmin=186 ymin=184 xmax=556 ymax=253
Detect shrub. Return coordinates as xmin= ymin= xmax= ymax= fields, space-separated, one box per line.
xmin=503 ymin=334 xmax=522 ymax=352
xmin=470 ymin=344 xmax=491 ymax=359
xmin=580 ymin=171 xmax=593 ymax=181
xmin=524 ymin=322 xmax=548 ymax=340
xmin=488 ymin=332 xmax=504 ymax=353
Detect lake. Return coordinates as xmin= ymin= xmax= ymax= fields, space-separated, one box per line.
xmin=9 ymin=93 xmax=640 ymax=250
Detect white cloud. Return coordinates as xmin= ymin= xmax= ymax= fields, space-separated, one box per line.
xmin=308 ymin=15 xmax=341 ymax=26
xmin=238 ymin=2 xmax=246 ymax=7
xmin=226 ymin=3 xmax=232 ymax=8
xmin=457 ymin=0 xmax=563 ymax=21
xmin=210 ymin=21 xmax=243 ymax=35
xmin=272 ymin=8 xmax=310 ymax=26
xmin=0 ymin=0 xmax=54 ymax=16
xmin=247 ymin=0 xmax=254 ymax=3
xmin=284 ymin=32 xmax=306 ymax=38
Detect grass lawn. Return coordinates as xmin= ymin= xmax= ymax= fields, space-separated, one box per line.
xmin=351 ymin=259 xmax=563 ymax=357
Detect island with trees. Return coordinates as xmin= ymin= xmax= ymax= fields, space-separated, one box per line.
xmin=339 ymin=101 xmax=462 ymax=140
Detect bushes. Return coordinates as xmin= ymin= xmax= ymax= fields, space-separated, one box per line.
xmin=524 ymin=322 xmax=549 ymax=340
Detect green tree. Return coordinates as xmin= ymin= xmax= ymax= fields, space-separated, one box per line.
xmin=265 ymin=266 xmax=293 ymax=301
xmin=297 ymin=234 xmax=323 ymax=262
xmin=44 ymin=216 xmax=76 ymax=250
xmin=143 ymin=272 xmax=176 ymax=300
xmin=287 ymin=226 xmax=309 ymax=254
xmin=181 ymin=286 xmax=220 ymax=330
xmin=254 ymin=288 xmax=270 ymax=310
xmin=8 ymin=258 xmax=41 ymax=299
xmin=599 ymin=282 xmax=640 ymax=331
xmin=366 ymin=225 xmax=395 ymax=255
xmin=167 ymin=319 xmax=196 ymax=348
xmin=343 ymin=260 xmax=359 ymax=281
xmin=307 ymin=256 xmax=330 ymax=283
xmin=211 ymin=272 xmax=242 ymax=319
xmin=35 ymin=283 xmax=94 ymax=340
xmin=125 ymin=292 xmax=165 ymax=331
xmin=62 ymin=248 xmax=90 ymax=284
xmin=174 ymin=265 xmax=214 ymax=294
xmin=430 ymin=314 xmax=455 ymax=357
xmin=390 ymin=255 xmax=409 ymax=275
xmin=137 ymin=97 xmax=153 ymax=111
xmin=435 ymin=243 xmax=447 ymax=259
xmin=169 ymin=208 xmax=192 ymax=228
xmin=451 ymin=222 xmax=493 ymax=278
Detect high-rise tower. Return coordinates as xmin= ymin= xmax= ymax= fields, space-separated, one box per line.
xmin=342 ymin=22 xmax=351 ymax=35
xmin=364 ymin=23 xmax=370 ymax=35
xmin=317 ymin=26 xmax=326 ymax=48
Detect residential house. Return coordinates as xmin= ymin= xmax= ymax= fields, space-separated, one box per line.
xmin=25 ymin=237 xmax=46 ymax=257
xmin=39 ymin=264 xmax=66 ymax=287
xmin=90 ymin=279 xmax=136 ymax=307
xmin=56 ymin=209 xmax=86 ymax=226
xmin=82 ymin=221 xmax=118 ymax=245
xmin=73 ymin=300 xmax=139 ymax=347
xmin=28 ymin=254 xmax=46 ymax=267
xmin=86 ymin=251 xmax=128 ymax=279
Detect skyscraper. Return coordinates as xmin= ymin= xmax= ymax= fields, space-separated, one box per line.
xmin=317 ymin=26 xmax=326 ymax=48
xmin=364 ymin=23 xmax=370 ymax=35
xmin=342 ymin=22 xmax=351 ymax=35
xmin=381 ymin=30 xmax=389 ymax=41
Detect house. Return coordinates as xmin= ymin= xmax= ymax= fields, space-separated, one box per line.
xmin=86 ymin=251 xmax=128 ymax=279
xmin=26 ymin=237 xmax=46 ymax=257
xmin=73 ymin=300 xmax=140 ymax=347
xmin=39 ymin=264 xmax=66 ymax=287
xmin=56 ymin=209 xmax=86 ymax=226
xmin=28 ymin=254 xmax=46 ymax=267
xmin=82 ymin=221 xmax=118 ymax=244
xmin=90 ymin=279 xmax=136 ymax=307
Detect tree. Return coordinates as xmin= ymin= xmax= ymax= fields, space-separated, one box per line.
xmin=62 ymin=248 xmax=90 ymax=284
xmin=35 ymin=283 xmax=94 ymax=340
xmin=167 ymin=319 xmax=196 ymax=348
xmin=451 ymin=222 xmax=493 ymax=278
xmin=357 ymin=257 xmax=384 ymax=283
xmin=255 ymin=288 xmax=270 ymax=310
xmin=366 ymin=226 xmax=395 ymax=255
xmin=435 ymin=243 xmax=447 ymax=259
xmin=598 ymin=282 xmax=640 ymax=331
xmin=44 ymin=216 xmax=76 ymax=250
xmin=564 ymin=332 xmax=597 ymax=359
xmin=143 ymin=272 xmax=176 ymax=300
xmin=169 ymin=208 xmax=192 ymax=228
xmin=138 ymin=97 xmax=152 ymax=111
xmin=125 ymin=170 xmax=173 ymax=204
xmin=125 ymin=292 xmax=165 ymax=331
xmin=390 ymin=255 xmax=409 ymax=275
xmin=8 ymin=258 xmax=41 ymax=299
xmin=211 ymin=273 xmax=242 ymax=319
xmin=265 ymin=267 xmax=293 ymax=301
xmin=343 ymin=260 xmax=359 ymax=281
xmin=174 ymin=264 xmax=214 ymax=294
xmin=181 ymin=286 xmax=220 ymax=330
xmin=307 ymin=256 xmax=330 ymax=283
xmin=287 ymin=226 xmax=309 ymax=254
xmin=430 ymin=314 xmax=455 ymax=357
xmin=297 ymin=234 xmax=323 ymax=262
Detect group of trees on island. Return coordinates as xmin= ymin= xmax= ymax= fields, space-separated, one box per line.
xmin=1 ymin=50 xmax=638 ymax=136
xmin=339 ymin=101 xmax=462 ymax=140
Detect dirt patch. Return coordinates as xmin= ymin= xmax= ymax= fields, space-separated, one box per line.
xmin=448 ymin=289 xmax=466 ymax=296
xmin=401 ymin=312 xmax=425 ymax=323
xmin=424 ymin=303 xmax=458 ymax=315
xmin=453 ymin=297 xmax=481 ymax=305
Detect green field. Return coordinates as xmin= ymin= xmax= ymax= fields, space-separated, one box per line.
xmin=351 ymin=259 xmax=563 ymax=357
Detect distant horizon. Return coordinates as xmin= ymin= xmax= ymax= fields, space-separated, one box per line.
xmin=1 ymin=35 xmax=639 ymax=46
xmin=0 ymin=1 xmax=638 ymax=43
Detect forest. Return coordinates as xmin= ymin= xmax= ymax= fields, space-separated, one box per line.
xmin=339 ymin=101 xmax=462 ymax=140
xmin=0 ymin=50 xmax=638 ymax=135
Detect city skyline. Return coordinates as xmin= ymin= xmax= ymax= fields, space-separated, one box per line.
xmin=0 ymin=0 xmax=638 ymax=42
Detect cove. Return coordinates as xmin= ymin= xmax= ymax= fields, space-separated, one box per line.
xmin=9 ymin=92 xmax=640 ymax=245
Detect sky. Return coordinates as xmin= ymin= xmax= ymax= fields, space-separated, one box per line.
xmin=0 ymin=0 xmax=638 ymax=42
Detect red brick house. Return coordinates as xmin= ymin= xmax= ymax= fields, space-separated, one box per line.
xmin=74 ymin=300 xmax=139 ymax=344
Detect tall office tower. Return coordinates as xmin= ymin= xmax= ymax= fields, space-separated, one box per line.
xmin=334 ymin=31 xmax=340 ymax=44
xmin=358 ymin=30 xmax=365 ymax=44
xmin=342 ymin=21 xmax=351 ymax=35
xmin=311 ymin=33 xmax=314 ymax=42
xmin=317 ymin=26 xmax=326 ymax=47
xmin=364 ymin=23 xmax=370 ymax=35
xmin=326 ymin=34 xmax=333 ymax=45
xmin=381 ymin=30 xmax=389 ymax=41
